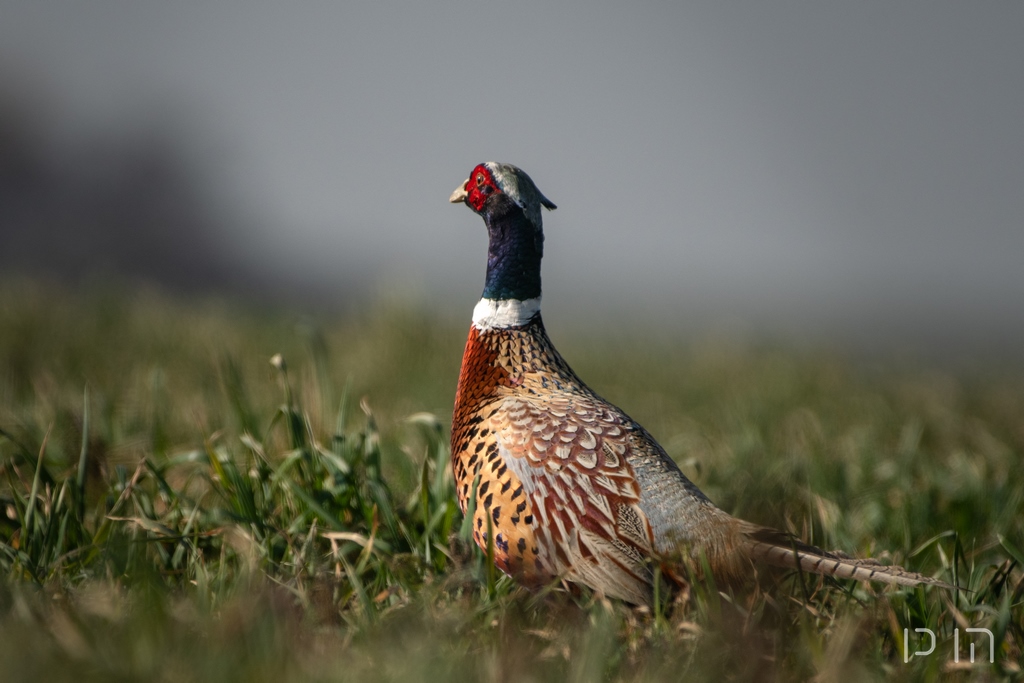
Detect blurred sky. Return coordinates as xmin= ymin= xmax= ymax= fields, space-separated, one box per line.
xmin=1 ymin=1 xmax=1022 ymax=354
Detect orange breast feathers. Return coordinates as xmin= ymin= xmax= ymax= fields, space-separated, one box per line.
xmin=453 ymin=326 xmax=509 ymax=421
xmin=451 ymin=325 xmax=509 ymax=516
xmin=451 ymin=326 xmax=546 ymax=581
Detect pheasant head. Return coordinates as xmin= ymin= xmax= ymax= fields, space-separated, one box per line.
xmin=450 ymin=163 xmax=556 ymax=314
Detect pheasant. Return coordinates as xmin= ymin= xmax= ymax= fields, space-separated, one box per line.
xmin=448 ymin=162 xmax=947 ymax=605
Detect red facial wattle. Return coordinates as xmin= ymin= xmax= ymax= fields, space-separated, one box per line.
xmin=465 ymin=164 xmax=501 ymax=213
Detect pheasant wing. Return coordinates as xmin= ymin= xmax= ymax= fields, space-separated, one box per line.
xmin=490 ymin=394 xmax=657 ymax=603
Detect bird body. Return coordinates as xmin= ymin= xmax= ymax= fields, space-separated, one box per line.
xmin=449 ymin=162 xmax=945 ymax=604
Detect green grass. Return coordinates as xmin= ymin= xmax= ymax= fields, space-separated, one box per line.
xmin=0 ymin=277 xmax=1022 ymax=681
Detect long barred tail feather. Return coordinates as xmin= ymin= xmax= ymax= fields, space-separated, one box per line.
xmin=742 ymin=526 xmax=953 ymax=589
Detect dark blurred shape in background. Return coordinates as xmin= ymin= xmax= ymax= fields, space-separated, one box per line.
xmin=1 ymin=89 xmax=208 ymax=288
xmin=0 ymin=83 xmax=230 ymax=292
xmin=0 ymin=77 xmax=363 ymax=308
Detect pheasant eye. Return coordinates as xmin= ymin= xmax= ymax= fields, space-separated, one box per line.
xmin=475 ymin=174 xmax=485 ymax=187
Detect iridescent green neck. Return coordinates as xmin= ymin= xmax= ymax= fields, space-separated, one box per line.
xmin=482 ymin=194 xmax=543 ymax=301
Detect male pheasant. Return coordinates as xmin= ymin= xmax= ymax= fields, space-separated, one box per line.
xmin=449 ymin=162 xmax=946 ymax=605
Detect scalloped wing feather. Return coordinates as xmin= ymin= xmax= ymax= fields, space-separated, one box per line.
xmin=491 ymin=395 xmax=656 ymax=604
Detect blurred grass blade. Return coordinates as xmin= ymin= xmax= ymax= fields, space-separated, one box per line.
xmin=23 ymin=425 xmax=51 ymax=539
xmin=458 ymin=475 xmax=479 ymax=541
xmin=997 ymin=534 xmax=1024 ymax=567
xmin=76 ymin=386 xmax=90 ymax=522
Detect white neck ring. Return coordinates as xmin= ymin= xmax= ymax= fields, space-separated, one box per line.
xmin=472 ymin=297 xmax=541 ymax=330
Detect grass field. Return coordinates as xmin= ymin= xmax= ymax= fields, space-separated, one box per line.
xmin=0 ymin=277 xmax=1021 ymax=681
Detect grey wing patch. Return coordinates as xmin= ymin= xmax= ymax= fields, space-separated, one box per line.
xmin=622 ymin=423 xmax=724 ymax=555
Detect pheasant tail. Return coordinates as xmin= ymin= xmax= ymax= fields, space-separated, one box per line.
xmin=740 ymin=526 xmax=952 ymax=589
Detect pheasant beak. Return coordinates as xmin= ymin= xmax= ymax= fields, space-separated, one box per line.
xmin=449 ymin=179 xmax=469 ymax=204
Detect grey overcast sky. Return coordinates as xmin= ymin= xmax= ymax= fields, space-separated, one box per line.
xmin=2 ymin=1 xmax=1023 ymax=352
